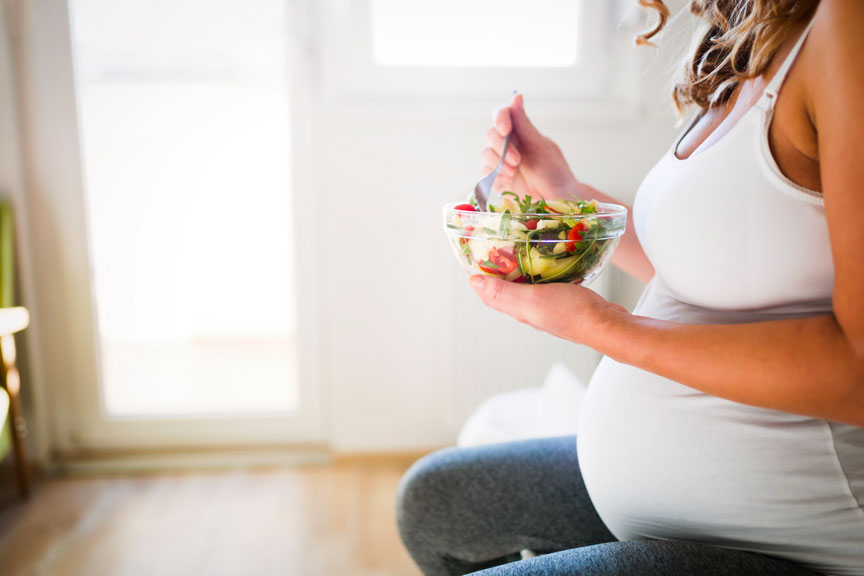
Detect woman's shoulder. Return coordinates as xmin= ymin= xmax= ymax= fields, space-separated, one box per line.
xmin=781 ymin=0 xmax=864 ymax=168
xmin=796 ymin=0 xmax=864 ymax=202
xmin=800 ymin=0 xmax=864 ymax=105
xmin=809 ymin=0 xmax=864 ymax=34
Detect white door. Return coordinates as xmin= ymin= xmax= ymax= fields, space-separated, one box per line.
xmin=13 ymin=0 xmax=325 ymax=452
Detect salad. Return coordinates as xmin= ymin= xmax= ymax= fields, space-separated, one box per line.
xmin=444 ymin=192 xmax=626 ymax=285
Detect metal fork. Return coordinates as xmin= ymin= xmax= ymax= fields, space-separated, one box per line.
xmin=472 ymin=131 xmax=511 ymax=212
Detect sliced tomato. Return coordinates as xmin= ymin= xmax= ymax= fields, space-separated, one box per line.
xmin=524 ymin=219 xmax=539 ymax=230
xmin=454 ymin=203 xmax=477 ymax=212
xmin=478 ymin=261 xmax=504 ymax=275
xmin=569 ymin=221 xmax=587 ymax=241
xmin=566 ymin=222 xmax=588 ymax=252
xmin=488 ymin=247 xmax=518 ymax=275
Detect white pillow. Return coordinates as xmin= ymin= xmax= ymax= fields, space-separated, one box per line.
xmin=457 ymin=362 xmax=587 ymax=448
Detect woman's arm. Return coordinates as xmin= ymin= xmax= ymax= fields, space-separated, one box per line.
xmin=470 ymin=0 xmax=864 ymax=427
xmin=572 ymin=183 xmax=655 ymax=285
xmin=483 ymin=94 xmax=655 ymax=283
xmin=470 ymin=274 xmax=864 ymax=427
xmin=808 ymin=0 xmax=864 ymax=380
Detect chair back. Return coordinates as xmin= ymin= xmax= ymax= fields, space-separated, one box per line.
xmin=0 ymin=201 xmax=14 ymax=308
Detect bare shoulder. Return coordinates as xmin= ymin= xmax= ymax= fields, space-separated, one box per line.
xmin=808 ymin=0 xmax=864 ymax=52
xmin=810 ymin=0 xmax=864 ymax=31
xmin=803 ymin=0 xmax=864 ymax=115
xmin=802 ymin=0 xmax=864 ymax=205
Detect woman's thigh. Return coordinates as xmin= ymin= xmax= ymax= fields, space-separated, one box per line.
xmin=467 ymin=540 xmax=824 ymax=576
xmin=396 ymin=436 xmax=615 ymax=576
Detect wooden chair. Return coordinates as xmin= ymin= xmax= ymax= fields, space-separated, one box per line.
xmin=0 ymin=201 xmax=31 ymax=497
xmin=0 ymin=307 xmax=30 ymax=496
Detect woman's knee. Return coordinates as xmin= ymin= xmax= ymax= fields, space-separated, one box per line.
xmin=396 ymin=446 xmax=473 ymax=549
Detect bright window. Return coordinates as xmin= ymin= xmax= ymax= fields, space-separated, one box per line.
xmin=320 ymin=0 xmax=631 ymax=110
xmin=370 ymin=0 xmax=580 ymax=67
xmin=71 ymin=0 xmax=298 ymax=417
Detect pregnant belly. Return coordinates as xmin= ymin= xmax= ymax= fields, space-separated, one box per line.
xmin=576 ymin=356 xmax=864 ymax=573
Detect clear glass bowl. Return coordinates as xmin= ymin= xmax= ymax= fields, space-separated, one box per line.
xmin=443 ymin=202 xmax=627 ymax=285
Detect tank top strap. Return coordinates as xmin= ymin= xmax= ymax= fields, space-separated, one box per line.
xmin=757 ymin=17 xmax=817 ymax=110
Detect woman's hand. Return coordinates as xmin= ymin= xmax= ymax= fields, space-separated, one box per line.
xmin=469 ymin=275 xmax=627 ymax=346
xmin=483 ymin=93 xmax=582 ymax=200
xmin=483 ymin=94 xmax=655 ymax=283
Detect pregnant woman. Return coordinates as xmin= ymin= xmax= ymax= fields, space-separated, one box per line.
xmin=397 ymin=1 xmax=864 ymax=574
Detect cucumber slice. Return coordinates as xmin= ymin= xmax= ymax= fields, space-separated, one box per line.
xmin=536 ymin=241 xmax=597 ymax=283
xmin=527 ymin=247 xmax=552 ymax=276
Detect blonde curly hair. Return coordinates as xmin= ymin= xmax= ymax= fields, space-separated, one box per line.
xmin=638 ymin=0 xmax=820 ymax=111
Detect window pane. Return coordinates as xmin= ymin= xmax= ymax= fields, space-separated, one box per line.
xmin=370 ymin=0 xmax=580 ymax=67
xmin=71 ymin=0 xmax=297 ymax=417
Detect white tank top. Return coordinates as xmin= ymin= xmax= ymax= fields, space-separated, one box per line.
xmin=578 ymin=19 xmax=864 ymax=576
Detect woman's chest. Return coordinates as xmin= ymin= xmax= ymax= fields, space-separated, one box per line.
xmin=634 ymin=121 xmax=833 ymax=311
xmin=678 ymin=73 xmax=820 ymax=192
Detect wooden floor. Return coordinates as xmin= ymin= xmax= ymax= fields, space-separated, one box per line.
xmin=0 ymin=460 xmax=421 ymax=576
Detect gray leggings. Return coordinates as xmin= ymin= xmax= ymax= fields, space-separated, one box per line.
xmin=395 ymin=437 xmax=823 ymax=576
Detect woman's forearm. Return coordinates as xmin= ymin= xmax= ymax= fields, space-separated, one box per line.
xmin=578 ymin=183 xmax=655 ymax=284
xmin=590 ymin=308 xmax=864 ymax=426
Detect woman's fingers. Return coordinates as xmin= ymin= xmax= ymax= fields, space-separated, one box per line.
xmin=469 ymin=276 xmax=625 ymax=345
xmin=481 ymin=148 xmax=518 ymax=178
xmin=492 ymin=106 xmax=512 ymax=137
xmin=509 ymin=93 xmax=543 ymax=146
xmin=470 ymin=276 xmax=542 ymax=327
xmin=483 ymin=97 xmax=522 ymax=190
xmin=480 ymin=157 xmax=515 ymax=193
xmin=481 ymin=155 xmax=519 ymax=178
xmin=480 ymin=147 xmax=497 ymax=168
xmin=482 ymin=99 xmax=521 ymax=194
xmin=484 ymin=128 xmax=521 ymax=166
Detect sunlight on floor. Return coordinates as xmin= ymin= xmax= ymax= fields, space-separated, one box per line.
xmin=0 ymin=460 xmax=420 ymax=576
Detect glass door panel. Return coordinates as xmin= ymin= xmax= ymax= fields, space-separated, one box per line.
xmin=70 ymin=0 xmax=298 ymax=418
